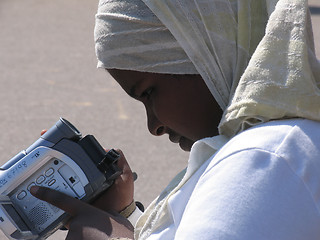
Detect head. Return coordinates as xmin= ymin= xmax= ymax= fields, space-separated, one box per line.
xmin=108 ymin=69 xmax=223 ymax=151
xmin=94 ymin=0 xmax=261 ymax=143
xmin=96 ymin=0 xmax=320 ymax=145
xmin=95 ymin=0 xmax=224 ymax=151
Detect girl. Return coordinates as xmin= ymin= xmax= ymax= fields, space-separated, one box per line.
xmin=32 ymin=0 xmax=320 ymax=239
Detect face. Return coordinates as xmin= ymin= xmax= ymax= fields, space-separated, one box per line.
xmin=108 ymin=69 xmax=223 ymax=151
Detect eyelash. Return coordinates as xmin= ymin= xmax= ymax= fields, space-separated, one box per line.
xmin=141 ymin=88 xmax=153 ymax=99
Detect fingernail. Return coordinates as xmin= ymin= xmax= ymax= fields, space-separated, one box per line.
xmin=30 ymin=186 xmax=40 ymax=195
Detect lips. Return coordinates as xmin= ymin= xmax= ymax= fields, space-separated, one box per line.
xmin=169 ymin=133 xmax=193 ymax=151
xmin=169 ymin=134 xmax=181 ymax=143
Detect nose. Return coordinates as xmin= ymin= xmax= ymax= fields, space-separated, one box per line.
xmin=146 ymin=108 xmax=166 ymax=136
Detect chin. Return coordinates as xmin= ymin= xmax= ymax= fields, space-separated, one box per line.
xmin=179 ymin=138 xmax=193 ymax=152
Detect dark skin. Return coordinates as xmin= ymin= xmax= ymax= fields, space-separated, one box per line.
xmin=31 ymin=70 xmax=222 ymax=240
xmin=108 ymin=69 xmax=222 ymax=151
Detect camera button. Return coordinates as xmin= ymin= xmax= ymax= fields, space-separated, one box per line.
xmin=27 ymin=182 xmax=36 ymax=191
xmin=48 ymin=179 xmax=56 ymax=186
xmin=36 ymin=175 xmax=45 ymax=184
xmin=72 ymin=182 xmax=85 ymax=197
xmin=45 ymin=168 xmax=54 ymax=177
xmin=17 ymin=190 xmax=27 ymax=200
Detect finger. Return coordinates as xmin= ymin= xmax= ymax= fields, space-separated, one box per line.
xmin=105 ymin=149 xmax=134 ymax=181
xmin=30 ymin=186 xmax=88 ymax=216
xmin=115 ymin=149 xmax=132 ymax=174
xmin=104 ymin=149 xmax=135 ymax=182
xmin=41 ymin=129 xmax=47 ymax=136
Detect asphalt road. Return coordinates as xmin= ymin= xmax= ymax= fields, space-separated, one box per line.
xmin=0 ymin=1 xmax=319 ymax=239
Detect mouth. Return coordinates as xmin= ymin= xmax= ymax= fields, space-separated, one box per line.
xmin=169 ymin=134 xmax=181 ymax=143
xmin=169 ymin=134 xmax=193 ymax=151
xmin=178 ymin=137 xmax=193 ymax=151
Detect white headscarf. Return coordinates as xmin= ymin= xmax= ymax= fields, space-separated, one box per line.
xmin=95 ymin=0 xmax=320 ymax=138
xmin=94 ymin=0 xmax=198 ymax=74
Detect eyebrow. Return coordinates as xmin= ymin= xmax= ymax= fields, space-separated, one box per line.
xmin=128 ymin=80 xmax=143 ymax=99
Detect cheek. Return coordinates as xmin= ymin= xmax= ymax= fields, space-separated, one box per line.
xmin=150 ymin=93 xmax=186 ymax=128
xmin=152 ymin=95 xmax=204 ymax=138
xmin=155 ymin=92 xmax=221 ymax=140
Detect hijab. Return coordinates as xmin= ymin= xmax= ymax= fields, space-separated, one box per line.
xmin=95 ymin=0 xmax=320 ymax=138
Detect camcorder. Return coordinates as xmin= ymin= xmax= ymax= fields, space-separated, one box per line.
xmin=0 ymin=118 xmax=121 ymax=239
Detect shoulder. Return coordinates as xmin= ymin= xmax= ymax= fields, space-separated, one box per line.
xmin=176 ymin=119 xmax=320 ymax=239
xmin=190 ymin=118 xmax=320 ymax=188
xmin=197 ymin=118 xmax=320 ymax=215
xmin=214 ymin=118 xmax=320 ymax=162
xmin=202 ymin=118 xmax=320 ymax=185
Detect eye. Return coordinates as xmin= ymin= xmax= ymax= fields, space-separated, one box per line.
xmin=140 ymin=87 xmax=153 ymax=99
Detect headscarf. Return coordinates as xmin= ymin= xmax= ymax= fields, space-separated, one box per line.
xmin=94 ymin=0 xmax=198 ymax=74
xmin=95 ymin=0 xmax=320 ymax=137
xmin=95 ymin=0 xmax=320 ymax=238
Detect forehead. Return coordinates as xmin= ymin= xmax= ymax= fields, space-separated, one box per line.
xmin=107 ymin=68 xmax=203 ymax=84
xmin=107 ymin=69 xmax=151 ymax=92
xmin=107 ymin=69 xmax=209 ymax=102
xmin=107 ymin=69 xmax=182 ymax=96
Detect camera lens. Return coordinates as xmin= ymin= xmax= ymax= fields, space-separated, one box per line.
xmin=57 ymin=118 xmax=82 ymax=141
xmin=60 ymin=118 xmax=81 ymax=135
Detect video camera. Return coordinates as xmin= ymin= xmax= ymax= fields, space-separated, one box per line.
xmin=0 ymin=118 xmax=121 ymax=239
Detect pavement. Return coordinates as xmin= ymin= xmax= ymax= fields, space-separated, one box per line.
xmin=310 ymin=0 xmax=320 ymax=57
xmin=0 ymin=1 xmax=319 ymax=239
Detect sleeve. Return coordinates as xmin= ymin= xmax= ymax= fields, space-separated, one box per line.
xmin=174 ymin=149 xmax=320 ymax=240
xmin=127 ymin=205 xmax=143 ymax=226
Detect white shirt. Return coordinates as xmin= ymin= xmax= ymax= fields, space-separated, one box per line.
xmin=144 ymin=119 xmax=320 ymax=239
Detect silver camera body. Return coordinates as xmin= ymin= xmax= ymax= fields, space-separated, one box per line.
xmin=0 ymin=118 xmax=121 ymax=239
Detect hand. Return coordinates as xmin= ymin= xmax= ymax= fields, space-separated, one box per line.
xmin=30 ymin=186 xmax=134 ymax=240
xmin=92 ymin=149 xmax=134 ymax=212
